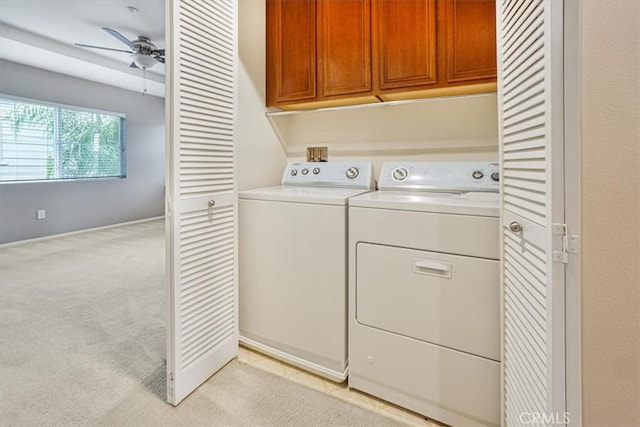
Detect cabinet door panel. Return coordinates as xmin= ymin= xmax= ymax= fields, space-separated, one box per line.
xmin=318 ymin=0 xmax=372 ymax=97
xmin=374 ymin=0 xmax=437 ymax=91
xmin=266 ymin=0 xmax=317 ymax=105
xmin=443 ymin=0 xmax=497 ymax=83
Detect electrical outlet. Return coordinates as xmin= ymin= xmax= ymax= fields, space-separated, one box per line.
xmin=36 ymin=209 xmax=46 ymax=220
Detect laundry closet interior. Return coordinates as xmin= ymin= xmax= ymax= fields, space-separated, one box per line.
xmin=166 ymin=1 xmax=575 ymax=426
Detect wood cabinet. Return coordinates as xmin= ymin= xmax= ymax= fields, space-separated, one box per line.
xmin=266 ymin=0 xmax=497 ymax=108
xmin=266 ymin=0 xmax=317 ymax=105
xmin=267 ymin=0 xmax=373 ymax=106
xmin=373 ymin=0 xmax=438 ymax=91
xmin=441 ymin=0 xmax=497 ymax=84
xmin=318 ymin=0 xmax=372 ymax=97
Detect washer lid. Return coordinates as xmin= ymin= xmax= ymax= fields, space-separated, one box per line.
xmin=239 ymin=186 xmax=373 ymax=206
xmin=349 ymin=190 xmax=500 ymax=217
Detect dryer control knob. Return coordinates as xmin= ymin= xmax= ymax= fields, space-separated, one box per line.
xmin=346 ymin=167 xmax=359 ymax=179
xmin=472 ymin=170 xmax=484 ymax=180
xmin=392 ymin=167 xmax=409 ymax=181
xmin=491 ymin=171 xmax=500 ymax=182
xmin=313 ymin=167 xmax=320 ymax=175
xmin=290 ymin=169 xmax=298 ymax=176
xmin=301 ymin=168 xmax=309 ymax=175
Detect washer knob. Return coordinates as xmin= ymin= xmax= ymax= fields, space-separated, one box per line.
xmin=491 ymin=171 xmax=500 ymax=182
xmin=346 ymin=167 xmax=359 ymax=179
xmin=472 ymin=170 xmax=484 ymax=180
xmin=290 ymin=169 xmax=298 ymax=176
xmin=313 ymin=167 xmax=320 ymax=175
xmin=392 ymin=167 xmax=409 ymax=181
xmin=301 ymin=168 xmax=309 ymax=175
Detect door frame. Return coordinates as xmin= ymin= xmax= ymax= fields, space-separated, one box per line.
xmin=563 ymin=1 xmax=582 ymax=425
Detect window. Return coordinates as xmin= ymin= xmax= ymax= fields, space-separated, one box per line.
xmin=0 ymin=95 xmax=126 ymax=182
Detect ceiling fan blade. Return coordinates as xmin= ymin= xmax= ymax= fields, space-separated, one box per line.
xmin=75 ymin=43 xmax=132 ymax=53
xmin=152 ymin=49 xmax=165 ymax=56
xmin=154 ymin=56 xmax=165 ymax=64
xmin=101 ymin=27 xmax=135 ymax=49
xmin=129 ymin=61 xmax=139 ymax=69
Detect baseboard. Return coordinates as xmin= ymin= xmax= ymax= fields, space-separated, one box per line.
xmin=0 ymin=216 xmax=165 ymax=248
xmin=239 ymin=336 xmax=348 ymax=383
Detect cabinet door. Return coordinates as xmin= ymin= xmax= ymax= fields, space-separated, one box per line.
xmin=266 ymin=0 xmax=317 ymax=106
xmin=317 ymin=0 xmax=372 ymax=97
xmin=442 ymin=0 xmax=496 ymax=84
xmin=373 ymin=0 xmax=438 ymax=91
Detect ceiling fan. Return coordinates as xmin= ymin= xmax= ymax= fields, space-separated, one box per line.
xmin=76 ymin=27 xmax=165 ymax=70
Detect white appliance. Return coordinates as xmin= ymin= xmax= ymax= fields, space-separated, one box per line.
xmin=348 ymin=161 xmax=501 ymax=427
xmin=239 ymin=161 xmax=375 ymax=381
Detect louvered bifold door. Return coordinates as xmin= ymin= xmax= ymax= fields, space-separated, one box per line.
xmin=497 ymin=0 xmax=566 ymax=425
xmin=165 ymin=0 xmax=237 ymax=406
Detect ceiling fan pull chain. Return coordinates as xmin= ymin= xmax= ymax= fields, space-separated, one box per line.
xmin=143 ymin=67 xmax=147 ymax=96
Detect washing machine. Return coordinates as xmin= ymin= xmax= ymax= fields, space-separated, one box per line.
xmin=239 ymin=161 xmax=374 ymax=381
xmin=348 ymin=161 xmax=501 ymax=427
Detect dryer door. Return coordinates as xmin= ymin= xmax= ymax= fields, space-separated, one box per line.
xmin=356 ymin=243 xmax=500 ymax=360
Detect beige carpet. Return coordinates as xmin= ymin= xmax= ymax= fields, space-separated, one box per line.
xmin=0 ymin=219 xmax=404 ymax=426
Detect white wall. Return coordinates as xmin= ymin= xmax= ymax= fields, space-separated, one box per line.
xmin=0 ymin=60 xmax=165 ymax=244
xmin=580 ymin=1 xmax=640 ymax=425
xmin=237 ymin=0 xmax=287 ymax=191
xmin=278 ymin=94 xmax=499 ymax=171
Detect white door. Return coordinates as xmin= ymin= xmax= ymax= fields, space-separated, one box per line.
xmin=165 ymin=0 xmax=237 ymax=405
xmin=497 ymin=0 xmax=566 ymax=425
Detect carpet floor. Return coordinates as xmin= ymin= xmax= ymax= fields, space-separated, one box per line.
xmin=0 ymin=219 xmax=403 ymax=426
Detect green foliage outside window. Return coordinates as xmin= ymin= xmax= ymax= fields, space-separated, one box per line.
xmin=0 ymin=96 xmax=125 ymax=182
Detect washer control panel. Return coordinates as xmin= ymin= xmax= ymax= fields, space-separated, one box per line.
xmin=283 ymin=161 xmax=375 ymax=189
xmin=382 ymin=161 xmax=500 ymax=192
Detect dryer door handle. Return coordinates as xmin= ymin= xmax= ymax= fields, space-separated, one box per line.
xmin=413 ymin=258 xmax=452 ymax=279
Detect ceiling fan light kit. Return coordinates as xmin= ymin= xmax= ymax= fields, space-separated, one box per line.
xmin=132 ymin=53 xmax=157 ymax=69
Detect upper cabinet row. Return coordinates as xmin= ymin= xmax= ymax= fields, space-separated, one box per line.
xmin=266 ymin=0 xmax=497 ymax=108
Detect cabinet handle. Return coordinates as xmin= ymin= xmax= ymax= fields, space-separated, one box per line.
xmin=208 ymin=200 xmax=216 ymax=208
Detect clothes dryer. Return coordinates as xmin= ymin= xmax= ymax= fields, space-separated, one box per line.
xmin=348 ymin=161 xmax=501 ymax=427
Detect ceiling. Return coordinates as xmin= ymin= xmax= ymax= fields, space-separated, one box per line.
xmin=0 ymin=0 xmax=165 ymax=97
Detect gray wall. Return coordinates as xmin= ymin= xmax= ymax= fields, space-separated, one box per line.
xmin=0 ymin=60 xmax=165 ymax=244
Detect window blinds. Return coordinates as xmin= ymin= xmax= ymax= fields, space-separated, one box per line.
xmin=0 ymin=95 xmax=125 ymax=182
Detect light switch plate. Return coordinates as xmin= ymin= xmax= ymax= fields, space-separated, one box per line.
xmin=36 ymin=209 xmax=46 ymax=220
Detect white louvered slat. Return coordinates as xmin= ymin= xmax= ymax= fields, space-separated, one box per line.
xmin=503 ymin=81 xmax=545 ymax=120
xmin=504 ymin=168 xmax=545 ymax=180
xmin=167 ymin=0 xmax=237 ymax=406
xmin=498 ymin=0 xmax=566 ymax=425
xmin=504 ymin=137 xmax=545 ymax=153
xmin=503 ymin=2 xmax=543 ymax=57
xmin=501 ymin=0 xmax=548 ymax=217
xmin=504 ymin=177 xmax=546 ymax=195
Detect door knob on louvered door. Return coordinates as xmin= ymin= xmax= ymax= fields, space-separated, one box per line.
xmin=208 ymin=200 xmax=215 ymax=208
xmin=509 ymin=221 xmax=523 ymax=233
